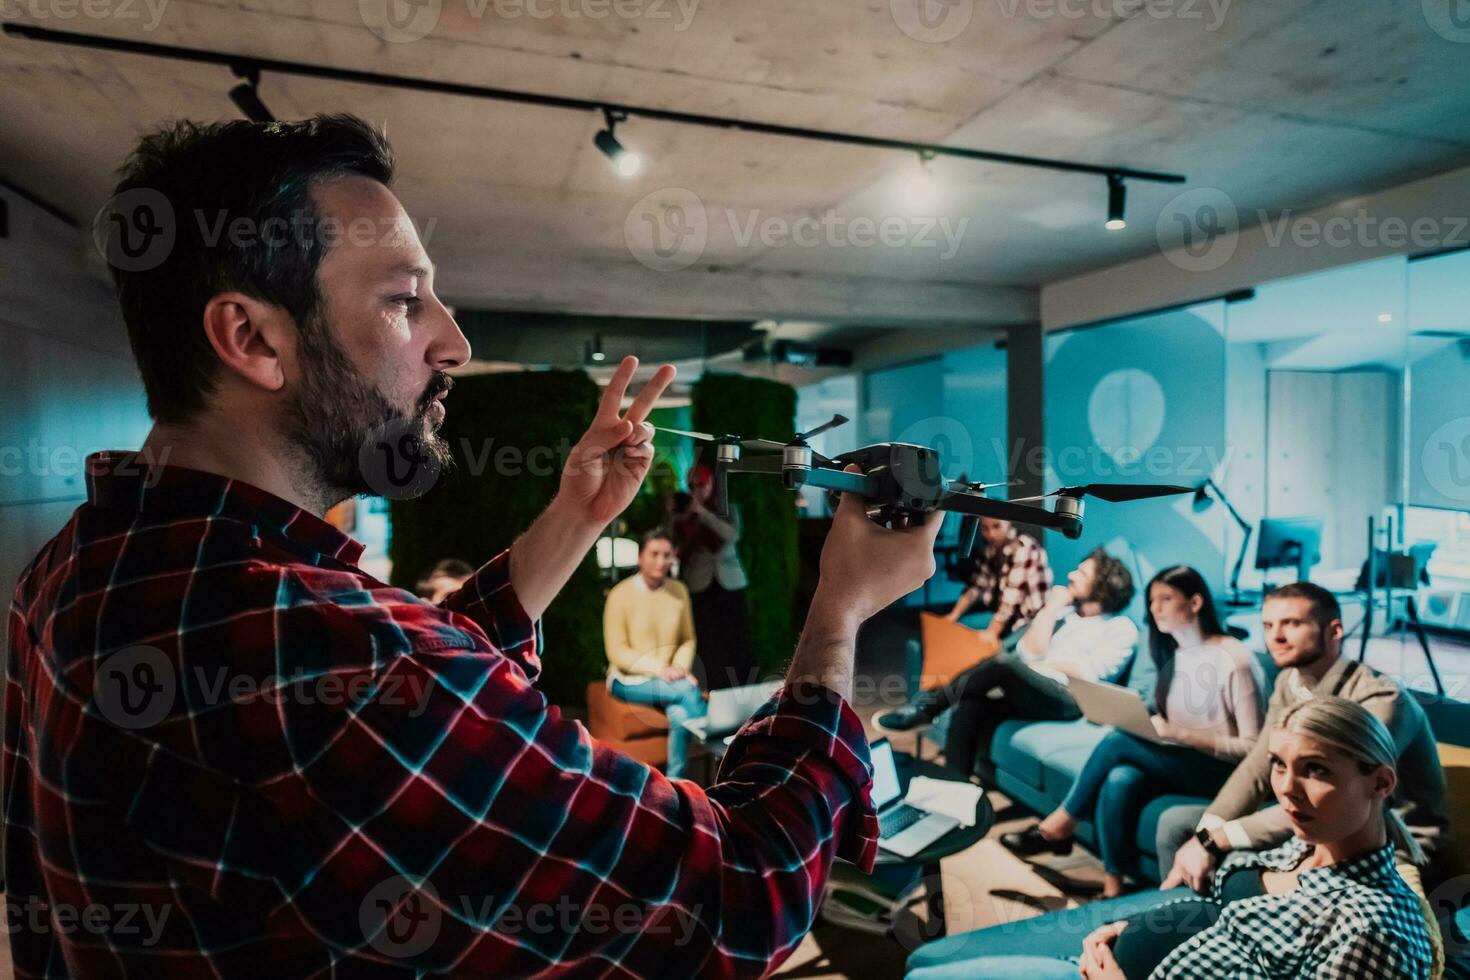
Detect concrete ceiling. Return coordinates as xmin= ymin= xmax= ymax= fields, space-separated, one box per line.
xmin=3 ymin=0 xmax=1470 ymax=341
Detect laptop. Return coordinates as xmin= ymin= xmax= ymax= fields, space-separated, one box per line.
xmin=1066 ymin=675 xmax=1172 ymax=745
xmin=693 ymin=680 xmax=784 ymax=738
xmin=870 ymin=738 xmax=960 ymax=858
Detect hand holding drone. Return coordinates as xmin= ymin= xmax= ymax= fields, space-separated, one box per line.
xmin=658 ymin=414 xmax=1192 ymax=558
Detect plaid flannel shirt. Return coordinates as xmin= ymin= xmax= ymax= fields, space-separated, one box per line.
xmin=3 ymin=451 xmax=878 ymax=978
xmin=964 ymin=531 xmax=1051 ymax=631
xmin=1149 ymin=837 xmax=1434 ymax=979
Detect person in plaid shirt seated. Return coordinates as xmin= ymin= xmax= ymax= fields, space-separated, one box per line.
xmin=941 ymin=516 xmax=1051 ymax=643
xmin=3 ymin=115 xmax=943 ymax=978
xmin=1074 ymin=696 xmax=1437 ymax=979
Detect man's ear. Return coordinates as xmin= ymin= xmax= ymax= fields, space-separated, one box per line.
xmin=201 ymin=292 xmax=292 ymax=393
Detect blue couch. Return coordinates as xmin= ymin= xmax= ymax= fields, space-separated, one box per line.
xmin=919 ymin=630 xmax=1278 ymax=882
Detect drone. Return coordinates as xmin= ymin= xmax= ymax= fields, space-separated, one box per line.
xmin=658 ymin=414 xmax=1192 ymax=558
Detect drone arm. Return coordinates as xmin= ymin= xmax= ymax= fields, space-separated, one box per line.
xmin=790 ymin=466 xmax=880 ymax=497
xmin=937 ymin=490 xmax=1083 ymax=539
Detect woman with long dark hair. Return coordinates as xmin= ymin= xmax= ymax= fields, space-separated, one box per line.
xmin=1002 ymin=565 xmax=1265 ymax=897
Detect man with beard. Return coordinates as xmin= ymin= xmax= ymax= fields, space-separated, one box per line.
xmin=1158 ymin=582 xmax=1450 ymax=894
xmin=3 ymin=116 xmax=942 ymax=978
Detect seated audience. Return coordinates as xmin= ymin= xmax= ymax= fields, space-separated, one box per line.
xmin=943 ymin=516 xmax=1052 ymax=641
xmin=1076 ymin=697 xmax=1437 ymax=979
xmin=879 ymin=548 xmax=1139 ymax=781
xmin=1159 ymin=582 xmax=1450 ymax=893
xmin=414 ymin=557 xmax=474 ymax=603
xmin=1002 ymin=565 xmax=1265 ymax=897
xmin=603 ymin=530 xmax=705 ymax=778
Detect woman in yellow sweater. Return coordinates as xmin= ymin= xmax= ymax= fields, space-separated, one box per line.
xmin=604 ymin=531 xmax=706 ymax=778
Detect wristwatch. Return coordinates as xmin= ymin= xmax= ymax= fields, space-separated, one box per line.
xmin=1195 ymin=826 xmax=1226 ymax=859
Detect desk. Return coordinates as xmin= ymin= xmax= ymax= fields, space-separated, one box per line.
xmin=834 ymin=750 xmax=994 ymax=941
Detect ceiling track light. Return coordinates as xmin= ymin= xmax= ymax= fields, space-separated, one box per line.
xmin=1105 ymin=173 xmax=1127 ymax=230
xmin=4 ymin=23 xmax=1186 ymax=199
xmin=594 ymin=109 xmax=641 ymax=177
xmin=228 ymin=63 xmax=274 ymax=123
xmin=588 ymin=333 xmax=607 ymax=362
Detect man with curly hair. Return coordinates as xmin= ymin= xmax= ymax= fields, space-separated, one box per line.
xmin=880 ymin=548 xmax=1139 ymax=779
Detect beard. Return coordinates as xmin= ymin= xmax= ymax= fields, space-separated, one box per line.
xmin=282 ymin=312 xmax=454 ymax=504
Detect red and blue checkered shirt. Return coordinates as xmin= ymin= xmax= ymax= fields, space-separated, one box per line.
xmin=4 ymin=451 xmax=878 ymax=978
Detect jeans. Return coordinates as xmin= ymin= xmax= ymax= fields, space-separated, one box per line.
xmin=609 ymin=678 xmax=707 ymax=779
xmin=1059 ymin=730 xmax=1236 ymax=875
xmin=936 ymin=654 xmax=1081 ymax=777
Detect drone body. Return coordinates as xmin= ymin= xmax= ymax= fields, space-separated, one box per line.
xmin=657 ymin=415 xmax=1191 ymax=557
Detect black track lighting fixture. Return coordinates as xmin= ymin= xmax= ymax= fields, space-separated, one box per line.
xmin=228 ymin=64 xmax=274 ymax=123
xmin=5 ymin=23 xmax=1187 ymax=214
xmin=589 ymin=332 xmax=607 ymax=362
xmin=1105 ymin=173 xmax=1127 ymax=231
xmin=593 ymin=109 xmax=640 ymax=177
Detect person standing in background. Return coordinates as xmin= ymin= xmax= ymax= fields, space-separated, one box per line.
xmin=673 ymin=464 xmax=753 ymax=690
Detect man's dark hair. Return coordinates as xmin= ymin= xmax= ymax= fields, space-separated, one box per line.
xmin=1086 ymin=547 xmax=1135 ymax=615
xmin=640 ymin=530 xmax=673 ymax=552
xmin=424 ymin=559 xmax=475 ymax=580
xmin=104 ymin=115 xmax=395 ymax=423
xmin=1265 ymin=581 xmax=1342 ymax=629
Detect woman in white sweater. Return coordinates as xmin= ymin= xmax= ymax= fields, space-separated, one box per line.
xmin=1002 ymin=565 xmax=1266 ymax=897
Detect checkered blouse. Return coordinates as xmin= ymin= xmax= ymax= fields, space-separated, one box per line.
xmin=1150 ymin=836 xmax=1434 ymax=979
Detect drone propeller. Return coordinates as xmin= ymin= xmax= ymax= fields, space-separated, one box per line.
xmin=655 ymin=426 xmax=724 ymax=442
xmin=1009 ymin=483 xmax=1195 ymax=504
xmin=796 ymin=414 xmax=849 ymax=442
xmin=656 ymin=414 xmax=849 ymax=455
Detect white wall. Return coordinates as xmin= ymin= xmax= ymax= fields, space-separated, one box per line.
xmin=0 ymin=186 xmax=152 ymax=601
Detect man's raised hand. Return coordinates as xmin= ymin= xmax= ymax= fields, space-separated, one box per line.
xmin=558 ymin=356 xmax=677 ymax=528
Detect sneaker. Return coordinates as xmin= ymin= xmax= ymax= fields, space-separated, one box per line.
xmin=999 ymin=824 xmax=1073 ymax=857
xmin=875 ymin=691 xmax=945 ymax=732
xmin=875 ymin=705 xmax=930 ymax=731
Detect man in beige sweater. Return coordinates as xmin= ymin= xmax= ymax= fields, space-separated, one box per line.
xmin=1161 ymin=581 xmax=1450 ymax=892
xmin=605 ymin=530 xmax=705 ymax=777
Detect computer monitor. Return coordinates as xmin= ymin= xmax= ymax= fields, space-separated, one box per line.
xmin=1255 ymin=516 xmax=1323 ymax=583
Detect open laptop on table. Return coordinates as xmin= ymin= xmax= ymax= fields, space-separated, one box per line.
xmin=871 ymin=738 xmax=960 ymax=858
xmin=1066 ymin=674 xmax=1172 ymax=745
xmin=683 ymin=680 xmax=784 ymax=741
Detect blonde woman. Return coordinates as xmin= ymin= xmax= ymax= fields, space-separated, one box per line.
xmin=1078 ymin=695 xmax=1438 ymax=979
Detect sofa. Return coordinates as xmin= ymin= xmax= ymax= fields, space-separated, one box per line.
xmin=915 ymin=626 xmax=1278 ymax=882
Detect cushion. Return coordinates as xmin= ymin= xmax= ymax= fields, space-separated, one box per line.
xmin=992 ymin=719 xmax=1107 ymax=794
xmin=585 ymin=681 xmax=670 ymax=741
xmin=1439 ymin=742 xmax=1470 ymax=884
